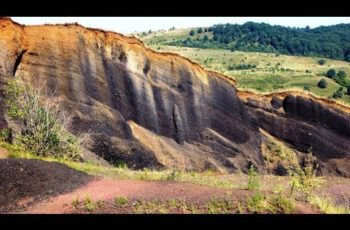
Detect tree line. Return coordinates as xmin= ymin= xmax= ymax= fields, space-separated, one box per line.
xmin=168 ymin=22 xmax=350 ymax=61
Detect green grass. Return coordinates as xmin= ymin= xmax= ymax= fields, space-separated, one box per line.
xmin=83 ymin=196 xmax=96 ymax=212
xmin=246 ymin=192 xmax=295 ymax=214
xmin=115 ymin=196 xmax=129 ymax=206
xmin=308 ymin=195 xmax=350 ymax=214
xmin=0 ymin=141 xmax=241 ymax=189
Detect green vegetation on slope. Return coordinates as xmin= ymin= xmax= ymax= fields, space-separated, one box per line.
xmin=3 ymin=75 xmax=82 ymax=160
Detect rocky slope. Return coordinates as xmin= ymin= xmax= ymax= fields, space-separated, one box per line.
xmin=239 ymin=91 xmax=350 ymax=177
xmin=0 ymin=18 xmax=262 ymax=173
xmin=0 ymin=18 xmax=349 ymax=176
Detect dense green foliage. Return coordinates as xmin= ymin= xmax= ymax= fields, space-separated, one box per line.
xmin=332 ymin=87 xmax=344 ymax=98
xmin=318 ymin=79 xmax=328 ymax=88
xmin=325 ymin=69 xmax=349 ymax=88
xmin=326 ymin=69 xmax=336 ymax=78
xmin=227 ymin=63 xmax=256 ymax=70
xmin=168 ymin=22 xmax=350 ymax=61
xmin=318 ymin=59 xmax=326 ymax=65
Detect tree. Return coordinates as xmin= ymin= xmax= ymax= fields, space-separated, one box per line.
xmin=332 ymin=88 xmax=344 ymax=98
xmin=189 ymin=30 xmax=195 ymax=36
xmin=317 ymin=59 xmax=326 ymax=65
xmin=337 ymin=70 xmax=347 ymax=78
xmin=326 ymin=69 xmax=336 ymax=79
xmin=183 ymin=37 xmax=192 ymax=46
xmin=318 ymin=79 xmax=328 ymax=88
xmin=204 ymin=28 xmax=208 ymax=32
xmin=347 ymin=85 xmax=350 ymax=95
xmin=198 ymin=28 xmax=203 ymax=33
xmin=203 ymin=35 xmax=209 ymax=42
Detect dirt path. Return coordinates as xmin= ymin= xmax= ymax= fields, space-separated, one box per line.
xmin=22 ymin=178 xmax=247 ymax=213
xmin=21 ymin=178 xmax=320 ymax=214
xmin=0 ymin=159 xmax=321 ymax=214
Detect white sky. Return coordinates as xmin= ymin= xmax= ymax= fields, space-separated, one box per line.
xmin=11 ymin=17 xmax=350 ymax=35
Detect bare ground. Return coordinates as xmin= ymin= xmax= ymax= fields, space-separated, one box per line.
xmin=0 ymin=158 xmax=344 ymax=214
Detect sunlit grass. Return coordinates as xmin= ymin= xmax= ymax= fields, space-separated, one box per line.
xmin=308 ymin=195 xmax=350 ymax=214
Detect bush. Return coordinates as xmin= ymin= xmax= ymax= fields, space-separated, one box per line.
xmin=0 ymin=128 xmax=12 ymax=142
xmin=326 ymin=69 xmax=336 ymax=79
xmin=332 ymin=88 xmax=344 ymax=98
xmin=203 ymin=35 xmax=209 ymax=42
xmin=317 ymin=59 xmax=326 ymax=65
xmin=228 ymin=64 xmax=256 ymax=70
xmin=247 ymin=165 xmax=260 ymax=190
xmin=347 ymin=86 xmax=350 ymax=95
xmin=317 ymin=79 xmax=328 ymax=88
xmin=197 ymin=28 xmax=203 ymax=33
xmin=303 ymin=86 xmax=310 ymax=91
xmin=189 ymin=30 xmax=195 ymax=36
xmin=289 ymin=151 xmax=319 ymax=196
xmin=337 ymin=70 xmax=347 ymax=78
xmin=4 ymin=77 xmax=82 ymax=160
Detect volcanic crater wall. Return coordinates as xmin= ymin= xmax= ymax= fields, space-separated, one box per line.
xmin=1 ymin=18 xmax=350 ymax=176
xmin=0 ymin=18 xmax=263 ymax=172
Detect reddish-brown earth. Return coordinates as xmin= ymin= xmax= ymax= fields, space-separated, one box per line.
xmin=0 ymin=158 xmax=325 ymax=214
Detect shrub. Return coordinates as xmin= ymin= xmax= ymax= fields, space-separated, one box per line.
xmin=189 ymin=30 xmax=195 ymax=36
xmin=269 ymin=193 xmax=295 ymax=214
xmin=84 ymin=196 xmax=96 ymax=212
xmin=289 ymin=151 xmax=319 ymax=195
xmin=332 ymin=88 xmax=344 ymax=99
xmin=247 ymin=165 xmax=260 ymax=190
xmin=347 ymin=86 xmax=350 ymax=95
xmin=165 ymin=169 xmax=181 ymax=181
xmin=197 ymin=28 xmax=203 ymax=33
xmin=318 ymin=59 xmax=326 ymax=65
xmin=303 ymin=86 xmax=310 ymax=91
xmin=326 ymin=69 xmax=336 ymax=79
xmin=4 ymin=77 xmax=82 ymax=160
xmin=317 ymin=79 xmax=328 ymax=88
xmin=247 ymin=193 xmax=268 ymax=213
xmin=203 ymin=35 xmax=209 ymax=42
xmin=337 ymin=70 xmax=347 ymax=78
xmin=227 ymin=64 xmax=256 ymax=70
xmin=0 ymin=128 xmax=12 ymax=142
xmin=115 ymin=196 xmax=129 ymax=206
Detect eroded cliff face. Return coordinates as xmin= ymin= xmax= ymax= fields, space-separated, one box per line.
xmin=0 ymin=18 xmax=263 ymax=172
xmin=1 ymin=18 xmax=349 ymax=176
xmin=239 ymin=91 xmax=350 ymax=177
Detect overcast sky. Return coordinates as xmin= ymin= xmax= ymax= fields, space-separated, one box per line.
xmin=11 ymin=17 xmax=350 ymax=35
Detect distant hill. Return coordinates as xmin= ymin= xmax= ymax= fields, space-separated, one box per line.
xmin=141 ymin=22 xmax=350 ymax=61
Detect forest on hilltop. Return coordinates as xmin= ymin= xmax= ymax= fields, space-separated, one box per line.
xmin=167 ymin=22 xmax=350 ymax=61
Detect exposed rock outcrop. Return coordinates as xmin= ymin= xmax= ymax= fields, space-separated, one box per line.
xmin=239 ymin=91 xmax=350 ymax=177
xmin=0 ymin=18 xmax=262 ymax=173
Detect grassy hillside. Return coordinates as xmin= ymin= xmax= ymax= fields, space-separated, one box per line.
xmin=138 ymin=22 xmax=350 ymax=61
xmin=140 ymin=42 xmax=350 ymax=105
